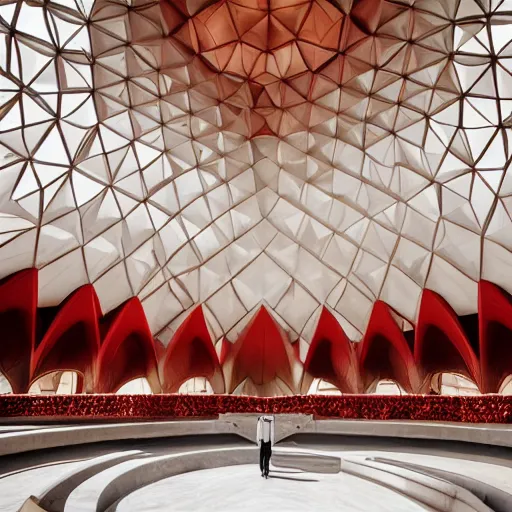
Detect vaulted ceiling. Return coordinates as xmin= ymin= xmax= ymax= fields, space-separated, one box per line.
xmin=1 ymin=0 xmax=512 ymax=394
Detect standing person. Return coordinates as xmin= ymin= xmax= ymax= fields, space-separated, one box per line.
xmin=256 ymin=415 xmax=275 ymax=478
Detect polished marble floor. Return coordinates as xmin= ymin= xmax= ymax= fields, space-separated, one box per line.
xmin=115 ymin=464 xmax=431 ymax=512
xmin=2 ymin=444 xmax=511 ymax=511
xmin=0 ymin=459 xmax=88 ymax=512
xmin=2 ymin=422 xmax=512 ymax=512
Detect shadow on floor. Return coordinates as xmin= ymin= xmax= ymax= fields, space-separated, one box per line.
xmin=269 ymin=473 xmax=319 ymax=483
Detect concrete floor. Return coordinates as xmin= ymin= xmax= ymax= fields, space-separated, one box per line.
xmin=0 ymin=460 xmax=88 ymax=512
xmin=2 ymin=444 xmax=508 ymax=511
xmin=2 ymin=421 xmax=512 ymax=511
xmin=115 ymin=464 xmax=431 ymax=512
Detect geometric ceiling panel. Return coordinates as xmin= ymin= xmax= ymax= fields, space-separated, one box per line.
xmin=1 ymin=0 xmax=512 ymax=351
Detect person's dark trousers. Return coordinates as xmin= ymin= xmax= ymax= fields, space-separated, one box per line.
xmin=259 ymin=441 xmax=272 ymax=476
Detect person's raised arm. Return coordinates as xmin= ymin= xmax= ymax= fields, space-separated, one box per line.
xmin=256 ymin=416 xmax=261 ymax=446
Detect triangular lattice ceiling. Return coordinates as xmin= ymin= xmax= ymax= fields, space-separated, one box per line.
xmin=1 ymin=0 xmax=512 ymax=359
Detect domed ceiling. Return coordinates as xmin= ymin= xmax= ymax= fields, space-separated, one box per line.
xmin=1 ymin=0 xmax=512 ymax=394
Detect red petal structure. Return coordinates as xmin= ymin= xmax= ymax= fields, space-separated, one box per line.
xmin=358 ymin=301 xmax=419 ymax=393
xmin=4 ymin=0 xmax=512 ymax=405
xmin=96 ymin=298 xmax=161 ymax=393
xmin=2 ymin=269 xmax=512 ymax=395
xmin=31 ymin=285 xmax=101 ymax=393
xmin=479 ymin=281 xmax=512 ymax=393
xmin=0 ymin=269 xmax=37 ymax=393
xmin=224 ymin=306 xmax=297 ymax=395
xmin=162 ymin=306 xmax=224 ymax=393
xmin=415 ymin=289 xmax=481 ymax=391
xmin=303 ymin=307 xmax=360 ymax=393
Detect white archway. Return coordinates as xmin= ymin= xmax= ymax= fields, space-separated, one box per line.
xmin=231 ymin=377 xmax=294 ymax=397
xmin=431 ymin=373 xmax=479 ymax=396
xmin=307 ymin=378 xmax=342 ymax=395
xmin=0 ymin=372 xmax=12 ymax=395
xmin=29 ymin=371 xmax=79 ymax=395
xmin=117 ymin=378 xmax=152 ymax=394
xmin=499 ymin=375 xmax=512 ymax=395
xmin=178 ymin=377 xmax=213 ymax=394
xmin=374 ymin=380 xmax=406 ymax=395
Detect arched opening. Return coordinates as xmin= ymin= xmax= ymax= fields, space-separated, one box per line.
xmin=116 ymin=377 xmax=152 ymax=394
xmin=499 ymin=375 xmax=512 ymax=395
xmin=28 ymin=371 xmax=80 ymax=395
xmin=418 ymin=325 xmax=477 ymax=385
xmin=232 ymin=376 xmax=294 ymax=397
xmin=430 ymin=373 xmax=480 ymax=395
xmin=307 ymin=378 xmax=342 ymax=395
xmin=97 ymin=330 xmax=160 ymax=394
xmin=162 ymin=306 xmax=224 ymax=394
xmin=483 ymin=320 xmax=512 ymax=393
xmin=226 ymin=307 xmax=296 ymax=395
xmin=304 ymin=308 xmax=360 ymax=394
xmin=178 ymin=377 xmax=213 ymax=394
xmin=33 ymin=319 xmax=99 ymax=394
xmin=373 ymin=379 xmax=407 ymax=395
xmin=360 ymin=332 xmax=415 ymax=393
xmin=0 ymin=372 xmax=13 ymax=394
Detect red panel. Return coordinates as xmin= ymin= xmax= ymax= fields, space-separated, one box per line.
xmin=219 ymin=337 xmax=230 ymax=366
xmin=0 ymin=265 xmax=510 ymax=397
xmin=162 ymin=306 xmax=224 ymax=393
xmin=96 ymin=298 xmax=161 ymax=393
xmin=0 ymin=268 xmax=37 ymax=393
xmin=225 ymin=306 xmax=297 ymax=395
xmin=351 ymin=0 xmax=383 ymax=33
xmin=160 ymin=0 xmax=187 ymax=32
xmin=31 ymin=285 xmax=101 ymax=393
xmin=303 ymin=307 xmax=361 ymax=393
xmin=358 ymin=301 xmax=419 ymax=393
xmin=479 ymin=281 xmax=512 ymax=393
xmin=154 ymin=338 xmax=166 ymax=365
xmin=415 ymin=289 xmax=481 ymax=390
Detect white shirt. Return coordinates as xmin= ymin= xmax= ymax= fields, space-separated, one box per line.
xmin=256 ymin=416 xmax=275 ymax=446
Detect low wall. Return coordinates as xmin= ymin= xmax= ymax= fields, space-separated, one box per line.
xmin=3 ymin=415 xmax=512 ymax=458
xmin=0 ymin=395 xmax=511 ymax=423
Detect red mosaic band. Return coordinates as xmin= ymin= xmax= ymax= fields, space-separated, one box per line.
xmin=1 ymin=395 xmax=511 ymax=423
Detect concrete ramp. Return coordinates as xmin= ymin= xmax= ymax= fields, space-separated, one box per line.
xmin=272 ymin=451 xmax=341 ymax=474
